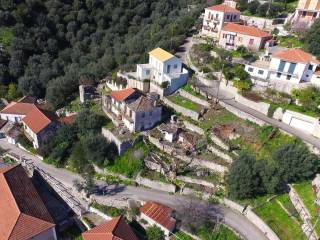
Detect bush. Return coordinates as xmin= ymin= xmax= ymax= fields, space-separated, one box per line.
xmin=146 ymin=225 xmax=165 ymax=240
xmin=161 ymin=81 xmax=169 ymax=89
xmin=291 ymin=86 xmax=320 ymax=113
xmin=91 ymin=202 xmax=125 ymax=217
xmin=233 ymin=80 xmax=252 ymax=91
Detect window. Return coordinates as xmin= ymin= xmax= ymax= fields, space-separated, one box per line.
xmin=149 ymin=111 xmax=152 ymax=116
xmin=141 ymin=112 xmax=145 ymax=118
xmin=288 ymin=62 xmax=297 ymax=74
xmin=248 ymin=67 xmax=254 ymax=72
xmin=302 ymin=11 xmax=307 ymax=17
xmin=287 ymin=75 xmax=292 ymax=80
xmin=167 ymin=65 xmax=171 ymax=73
xmin=174 ymin=64 xmax=178 ymax=69
xmin=226 ymin=15 xmax=230 ymax=20
xmin=238 ymin=37 xmax=242 ymax=42
xmin=249 ymin=39 xmax=254 ymax=45
xmin=233 ymin=15 xmax=237 ymax=20
xmin=308 ymin=64 xmax=313 ymax=70
xmin=278 ymin=61 xmax=286 ymax=72
xmin=216 ymin=14 xmax=219 ymax=19
xmin=277 ymin=72 xmax=282 ymax=78
xmin=313 ymin=12 xmax=318 ymax=18
xmin=146 ymin=70 xmax=150 ymax=75
xmin=258 ymin=70 xmax=264 ymax=75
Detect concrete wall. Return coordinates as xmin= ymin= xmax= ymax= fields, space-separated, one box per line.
xmin=163 ymin=97 xmax=200 ymax=121
xmin=179 ymin=89 xmax=210 ymax=108
xmin=235 ymin=94 xmax=270 ymax=115
xmin=240 ymin=15 xmax=275 ymax=30
xmin=282 ymin=110 xmax=320 ymax=138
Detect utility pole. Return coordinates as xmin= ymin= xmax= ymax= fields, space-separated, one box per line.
xmin=215 ymin=61 xmax=224 ymax=108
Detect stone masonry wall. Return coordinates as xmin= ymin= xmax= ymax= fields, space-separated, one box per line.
xmin=135 ymin=175 xmax=176 ymax=193
xmin=179 ymin=89 xmax=211 ymax=108
xmin=183 ymin=121 xmax=205 ymax=135
xmin=163 ymin=97 xmax=200 ymax=121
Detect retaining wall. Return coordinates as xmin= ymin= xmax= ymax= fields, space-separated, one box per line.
xmin=208 ymin=145 xmax=233 ymax=163
xmin=135 ymin=175 xmax=176 ymax=193
xmin=89 ymin=207 xmax=112 ymax=221
xmin=163 ymin=97 xmax=200 ymax=121
xmin=177 ymin=175 xmax=218 ymax=189
xmin=210 ymin=134 xmax=230 ymax=151
xmin=183 ymin=121 xmax=205 ymax=135
xmin=235 ymin=94 xmax=270 ymax=116
xmin=179 ymin=89 xmax=210 ymax=108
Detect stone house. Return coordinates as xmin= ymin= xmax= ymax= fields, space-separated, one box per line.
xmin=0 ymin=164 xmax=57 ymax=240
xmin=140 ymin=201 xmax=176 ymax=236
xmin=158 ymin=123 xmax=180 ymax=142
xmin=202 ymin=4 xmax=240 ymax=39
xmin=104 ymin=88 xmax=162 ymax=132
xmin=219 ymin=23 xmax=272 ymax=51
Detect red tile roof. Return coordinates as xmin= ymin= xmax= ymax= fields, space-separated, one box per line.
xmin=140 ymin=201 xmax=176 ymax=232
xmin=207 ymin=4 xmax=240 ymax=13
xmin=59 ymin=114 xmax=77 ymax=125
xmin=0 ymin=102 xmax=36 ymax=115
xmin=273 ymin=49 xmax=320 ymax=64
xmin=82 ymin=215 xmax=138 ymax=240
xmin=222 ymin=23 xmax=271 ymax=38
xmin=0 ymin=164 xmax=55 ymax=240
xmin=110 ymin=88 xmax=137 ymax=102
xmin=22 ymin=106 xmax=57 ymax=134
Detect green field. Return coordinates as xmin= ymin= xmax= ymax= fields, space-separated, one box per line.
xmin=168 ymin=95 xmax=202 ymax=112
xmin=293 ymin=182 xmax=320 ymax=235
xmin=182 ymin=83 xmax=207 ymax=100
xmin=254 ymin=195 xmax=306 ymax=240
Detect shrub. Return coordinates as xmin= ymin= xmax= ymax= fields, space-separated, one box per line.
xmin=146 ymin=225 xmax=165 ymax=240
xmin=233 ymin=80 xmax=252 ymax=91
xmin=161 ymin=81 xmax=169 ymax=89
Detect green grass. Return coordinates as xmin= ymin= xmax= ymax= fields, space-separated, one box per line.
xmin=197 ymin=224 xmax=240 ymax=240
xmin=277 ymin=194 xmax=302 ymax=223
xmin=254 ymin=196 xmax=306 ymax=240
xmin=168 ymin=95 xmax=202 ymax=112
xmin=199 ymin=108 xmax=239 ymax=131
xmin=278 ymin=36 xmax=304 ymax=49
xmin=108 ymin=141 xmax=149 ymax=178
xmin=182 ymin=84 xmax=207 ymax=100
xmin=172 ymin=231 xmax=194 ymax=240
xmin=293 ymin=182 xmax=320 ymax=235
xmin=91 ymin=202 xmax=126 ymax=217
xmin=0 ymin=27 xmax=13 ymax=48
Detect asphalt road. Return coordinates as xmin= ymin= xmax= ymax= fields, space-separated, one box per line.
xmin=0 ymin=139 xmax=269 ymax=240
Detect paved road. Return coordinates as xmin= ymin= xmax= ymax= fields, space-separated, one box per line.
xmin=176 ymin=36 xmax=320 ymax=150
xmin=0 ymin=140 xmax=268 ymax=240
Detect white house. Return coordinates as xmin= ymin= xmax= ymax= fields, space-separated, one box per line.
xmin=136 ymin=48 xmax=188 ymax=95
xmin=158 ymin=123 xmax=180 ymax=142
xmin=201 ymin=4 xmax=240 ymax=39
xmin=140 ymin=201 xmax=176 ymax=236
xmin=104 ymin=88 xmax=162 ymax=132
xmin=245 ymin=48 xmax=320 ymax=91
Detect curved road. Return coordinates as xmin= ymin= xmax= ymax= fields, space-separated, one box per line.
xmin=0 ymin=139 xmax=268 ymax=240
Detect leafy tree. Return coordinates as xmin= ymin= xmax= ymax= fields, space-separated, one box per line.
xmin=227 ymin=153 xmax=261 ymax=199
xmin=305 ymin=19 xmax=320 ymax=58
xmin=248 ymin=0 xmax=260 ymax=15
xmin=76 ymin=107 xmax=104 ymax=134
xmin=238 ymin=0 xmax=249 ymax=11
xmin=146 ymin=225 xmax=165 ymax=240
xmin=233 ymin=80 xmax=252 ymax=91
xmin=234 ymin=65 xmax=249 ymax=81
xmin=273 ymin=143 xmax=320 ymax=183
xmin=6 ymin=82 xmax=21 ymax=100
xmin=292 ymin=86 xmax=320 ymax=113
xmin=68 ymin=142 xmax=88 ymax=173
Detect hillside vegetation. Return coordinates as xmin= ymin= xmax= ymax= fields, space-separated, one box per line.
xmin=0 ymin=0 xmax=203 ymax=108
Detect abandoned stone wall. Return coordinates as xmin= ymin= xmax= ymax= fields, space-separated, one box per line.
xmin=183 ymin=121 xmax=205 ymax=135
xmin=179 ymin=89 xmax=211 ymax=107
xmin=135 ymin=175 xmax=176 ymax=193
xmin=208 ymin=145 xmax=233 ymax=163
xmin=163 ymin=97 xmax=200 ymax=121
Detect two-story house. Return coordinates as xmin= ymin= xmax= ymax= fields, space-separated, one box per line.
xmin=219 ymin=23 xmax=272 ymax=51
xmin=288 ymin=0 xmax=320 ymax=28
xmin=136 ymin=47 xmax=188 ymax=95
xmin=201 ymin=4 xmax=240 ymax=39
xmin=0 ymin=101 xmax=60 ymax=149
xmin=245 ymin=48 xmax=320 ymax=91
xmin=104 ymin=88 xmax=162 ymax=132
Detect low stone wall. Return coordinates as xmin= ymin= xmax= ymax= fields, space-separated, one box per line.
xmin=177 ymin=175 xmax=218 ymax=189
xmin=101 ymin=127 xmax=141 ymax=155
xmin=183 ymin=121 xmax=205 ymax=135
xmin=223 ymin=198 xmax=280 ymax=240
xmin=148 ymin=136 xmax=228 ymax=174
xmin=135 ymin=175 xmax=176 ymax=193
xmin=235 ymin=94 xmax=270 ymax=116
xmin=220 ymin=101 xmax=267 ymax=126
xmin=89 ymin=207 xmax=112 ymax=221
xmin=163 ymin=97 xmax=200 ymax=121
xmin=210 ymin=134 xmax=230 ymax=151
xmin=179 ymin=89 xmax=210 ymax=108
xmin=208 ymin=145 xmax=233 ymax=163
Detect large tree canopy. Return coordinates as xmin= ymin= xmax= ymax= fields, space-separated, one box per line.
xmin=305 ymin=19 xmax=320 ymax=58
xmin=0 ymin=0 xmax=204 ymax=108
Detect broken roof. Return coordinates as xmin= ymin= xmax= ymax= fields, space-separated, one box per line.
xmin=0 ymin=164 xmax=55 ymax=240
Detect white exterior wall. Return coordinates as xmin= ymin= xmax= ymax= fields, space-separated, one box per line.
xmin=245 ymin=64 xmax=269 ymax=80
xmin=137 ymin=64 xmax=152 ymax=80
xmin=202 ymin=8 xmax=240 ymax=38
xmin=141 ymin=213 xmax=171 ymax=236
xmin=133 ymin=107 xmax=162 ymax=132
xmin=23 ymin=123 xmax=40 ymax=149
xmin=269 ymin=58 xmax=309 ymax=83
xmin=0 ymin=113 xmax=25 ymax=123
xmin=311 ymin=74 xmax=320 ymax=86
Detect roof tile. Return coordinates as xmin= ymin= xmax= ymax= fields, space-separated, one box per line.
xmin=110 ymin=88 xmax=138 ymax=102
xmin=149 ymin=48 xmax=175 ymax=62
xmin=222 ymin=23 xmax=271 ymax=38
xmin=207 ymin=4 xmax=240 ymax=13
xmin=273 ymin=49 xmax=320 ymax=64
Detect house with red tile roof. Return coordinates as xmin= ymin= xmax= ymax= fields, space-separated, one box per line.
xmin=103 ymin=88 xmax=162 ymax=132
xmin=140 ymin=201 xmax=176 ymax=236
xmin=82 ymin=215 xmax=138 ymax=240
xmin=219 ymin=23 xmax=272 ymax=51
xmin=0 ymin=100 xmax=60 ymax=149
xmin=202 ymin=4 xmax=240 ymax=38
xmin=0 ymin=164 xmax=57 ymax=240
xmin=245 ymin=48 xmax=320 ymax=91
